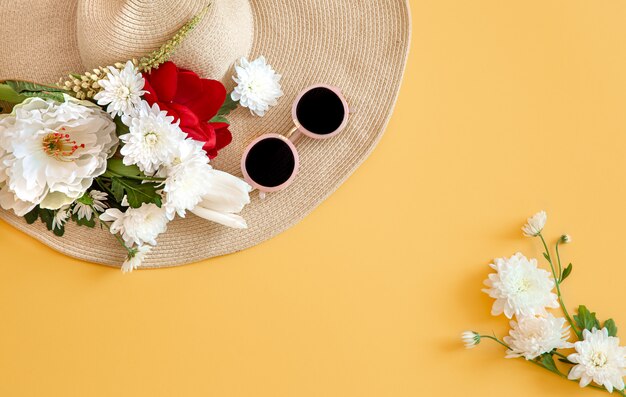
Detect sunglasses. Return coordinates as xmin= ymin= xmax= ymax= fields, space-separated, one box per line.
xmin=241 ymin=84 xmax=350 ymax=197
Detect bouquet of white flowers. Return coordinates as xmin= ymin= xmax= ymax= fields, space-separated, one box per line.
xmin=464 ymin=211 xmax=626 ymax=395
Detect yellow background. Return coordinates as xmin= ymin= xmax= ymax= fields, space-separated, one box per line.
xmin=2 ymin=1 xmax=626 ymax=396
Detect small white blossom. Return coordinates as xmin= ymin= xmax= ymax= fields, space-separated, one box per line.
xmin=122 ymin=245 xmax=151 ymax=273
xmin=483 ymin=253 xmax=559 ymax=319
xmin=94 ymin=61 xmax=146 ymax=118
xmin=232 ymin=56 xmax=283 ymax=117
xmin=462 ymin=331 xmax=481 ymax=349
xmin=100 ymin=202 xmax=169 ymax=247
xmin=119 ymin=101 xmax=187 ymax=175
xmin=561 ymin=234 xmax=572 ymax=244
xmin=52 ymin=206 xmax=70 ymax=230
xmin=73 ymin=190 xmax=108 ymax=221
xmin=568 ymin=328 xmax=626 ymax=393
xmin=522 ymin=210 xmax=547 ymax=237
xmin=503 ymin=314 xmax=573 ymax=360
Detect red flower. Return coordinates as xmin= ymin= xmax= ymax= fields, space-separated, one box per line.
xmin=142 ymin=62 xmax=232 ymax=159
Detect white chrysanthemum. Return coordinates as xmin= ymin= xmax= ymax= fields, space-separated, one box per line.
xmin=568 ymin=328 xmax=626 ymax=393
xmin=73 ymin=190 xmax=108 ymax=221
xmin=94 ymin=61 xmax=146 ymax=118
xmin=100 ymin=202 xmax=169 ymax=247
xmin=122 ymin=245 xmax=151 ymax=273
xmin=52 ymin=206 xmax=71 ymax=231
xmin=0 ymin=97 xmax=118 ymax=216
xmin=462 ymin=331 xmax=481 ymax=349
xmin=120 ymin=101 xmax=187 ymax=175
xmin=483 ymin=253 xmax=559 ymax=319
xmin=232 ymin=56 xmax=283 ymax=117
xmin=522 ymin=210 xmax=547 ymax=237
xmin=160 ymin=139 xmax=252 ymax=228
xmin=503 ymin=314 xmax=573 ymax=360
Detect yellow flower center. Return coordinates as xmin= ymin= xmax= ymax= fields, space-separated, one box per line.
xmin=592 ymin=352 xmax=608 ymax=368
xmin=42 ymin=128 xmax=84 ymax=160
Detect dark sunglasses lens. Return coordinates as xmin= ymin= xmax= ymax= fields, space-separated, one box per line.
xmin=296 ymin=87 xmax=345 ymax=135
xmin=245 ymin=138 xmax=296 ymax=188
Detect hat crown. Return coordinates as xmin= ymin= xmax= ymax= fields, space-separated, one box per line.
xmin=76 ymin=0 xmax=254 ymax=80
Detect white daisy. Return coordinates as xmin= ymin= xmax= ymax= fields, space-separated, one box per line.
xmin=232 ymin=56 xmax=283 ymax=117
xmin=522 ymin=210 xmax=547 ymax=237
xmin=122 ymin=245 xmax=151 ymax=273
xmin=483 ymin=253 xmax=559 ymax=319
xmin=100 ymin=202 xmax=169 ymax=247
xmin=119 ymin=101 xmax=187 ymax=175
xmin=503 ymin=314 xmax=573 ymax=360
xmin=73 ymin=190 xmax=108 ymax=221
xmin=94 ymin=61 xmax=146 ymax=118
xmin=461 ymin=331 xmax=481 ymax=349
xmin=568 ymin=328 xmax=626 ymax=393
xmin=52 ymin=205 xmax=71 ymax=230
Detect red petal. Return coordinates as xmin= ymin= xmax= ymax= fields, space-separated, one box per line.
xmin=169 ymin=103 xmax=199 ymax=128
xmin=187 ymin=79 xmax=226 ymax=122
xmin=174 ymin=70 xmax=203 ymax=106
xmin=142 ymin=78 xmax=158 ymax=105
xmin=148 ymin=61 xmax=178 ymax=102
xmin=199 ymin=123 xmax=217 ymax=150
xmin=206 ymin=124 xmax=232 ymax=159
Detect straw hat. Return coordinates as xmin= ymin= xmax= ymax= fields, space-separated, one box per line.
xmin=0 ymin=0 xmax=411 ymax=268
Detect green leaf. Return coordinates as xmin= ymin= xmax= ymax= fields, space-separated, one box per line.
xmin=52 ymin=224 xmax=65 ymax=237
xmin=114 ymin=116 xmax=129 ymax=136
xmin=539 ymin=354 xmax=558 ymax=372
xmin=209 ymin=115 xmax=230 ymax=124
xmin=105 ymin=159 xmax=144 ymax=179
xmin=5 ymin=80 xmax=64 ymax=93
xmin=560 ymin=263 xmax=573 ymax=282
xmin=604 ymin=319 xmax=618 ymax=337
xmin=542 ymin=252 xmax=550 ymax=262
xmin=111 ymin=177 xmax=162 ymax=208
xmin=38 ymin=209 xmax=55 ymax=231
xmin=110 ymin=178 xmax=125 ymax=202
xmin=558 ymin=357 xmax=575 ymax=365
xmin=19 ymin=90 xmax=66 ymax=102
xmin=574 ymin=306 xmax=601 ymax=332
xmin=0 ymin=83 xmax=27 ymax=104
xmin=24 ymin=207 xmax=40 ymax=224
xmin=217 ymin=93 xmax=238 ymax=116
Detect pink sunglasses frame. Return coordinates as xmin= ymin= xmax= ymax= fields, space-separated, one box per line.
xmin=240 ymin=84 xmax=350 ymax=194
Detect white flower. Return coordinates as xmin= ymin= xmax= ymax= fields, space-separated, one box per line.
xmin=568 ymin=328 xmax=626 ymax=393
xmin=483 ymin=253 xmax=559 ymax=319
xmin=100 ymin=202 xmax=169 ymax=247
xmin=232 ymin=56 xmax=283 ymax=117
xmin=522 ymin=210 xmax=547 ymax=237
xmin=160 ymin=139 xmax=252 ymax=227
xmin=462 ymin=331 xmax=481 ymax=349
xmin=122 ymin=245 xmax=151 ymax=273
xmin=0 ymin=97 xmax=118 ymax=216
xmin=503 ymin=314 xmax=573 ymax=360
xmin=119 ymin=101 xmax=187 ymax=175
xmin=52 ymin=206 xmax=71 ymax=231
xmin=94 ymin=61 xmax=146 ymax=118
xmin=73 ymin=190 xmax=108 ymax=221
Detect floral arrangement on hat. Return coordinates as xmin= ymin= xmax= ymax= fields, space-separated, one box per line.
xmin=0 ymin=6 xmax=283 ymax=272
xmin=463 ymin=211 xmax=626 ymax=395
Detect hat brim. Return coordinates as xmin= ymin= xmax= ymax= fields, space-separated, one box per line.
xmin=0 ymin=0 xmax=411 ymax=268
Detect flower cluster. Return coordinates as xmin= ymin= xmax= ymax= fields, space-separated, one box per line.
xmin=464 ymin=211 xmax=626 ymax=395
xmin=0 ymin=9 xmax=284 ymax=272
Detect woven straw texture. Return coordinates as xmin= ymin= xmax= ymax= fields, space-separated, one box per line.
xmin=0 ymin=0 xmax=411 ymax=268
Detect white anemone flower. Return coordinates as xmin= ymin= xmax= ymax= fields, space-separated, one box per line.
xmin=160 ymin=139 xmax=252 ymax=228
xmin=568 ymin=328 xmax=626 ymax=393
xmin=522 ymin=210 xmax=547 ymax=237
xmin=232 ymin=56 xmax=283 ymax=117
xmin=503 ymin=314 xmax=573 ymax=360
xmin=0 ymin=97 xmax=117 ymax=216
xmin=94 ymin=61 xmax=146 ymax=118
xmin=122 ymin=245 xmax=151 ymax=273
xmin=120 ymin=101 xmax=187 ymax=175
xmin=483 ymin=253 xmax=559 ymax=319
xmin=73 ymin=190 xmax=108 ymax=221
xmin=100 ymin=202 xmax=169 ymax=247
xmin=461 ymin=331 xmax=481 ymax=349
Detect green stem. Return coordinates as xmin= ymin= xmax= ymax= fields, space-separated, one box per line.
xmin=102 ymin=170 xmax=164 ymax=182
xmin=98 ymin=218 xmax=132 ymax=255
xmin=539 ymin=233 xmax=582 ymax=339
xmin=555 ymin=240 xmax=563 ymax=281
